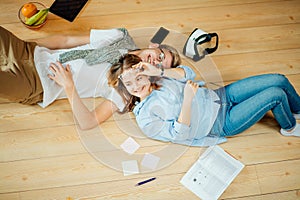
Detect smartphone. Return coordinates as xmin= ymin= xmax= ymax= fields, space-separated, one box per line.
xmin=150 ymin=27 xmax=169 ymax=44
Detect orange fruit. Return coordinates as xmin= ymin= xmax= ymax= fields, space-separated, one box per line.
xmin=21 ymin=3 xmax=37 ymax=18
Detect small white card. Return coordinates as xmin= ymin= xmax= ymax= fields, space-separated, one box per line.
xmin=120 ymin=137 xmax=140 ymax=155
xmin=122 ymin=160 xmax=139 ymax=176
xmin=141 ymin=153 xmax=160 ymax=170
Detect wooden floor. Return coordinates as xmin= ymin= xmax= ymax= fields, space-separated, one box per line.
xmin=1 ymin=0 xmax=300 ymax=199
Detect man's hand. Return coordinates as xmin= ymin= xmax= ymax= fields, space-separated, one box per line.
xmin=48 ymin=61 xmax=74 ymax=90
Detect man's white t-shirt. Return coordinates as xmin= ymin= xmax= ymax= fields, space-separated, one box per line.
xmin=34 ymin=29 xmax=125 ymax=110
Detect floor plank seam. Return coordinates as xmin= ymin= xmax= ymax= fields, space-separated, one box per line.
xmin=246 ymin=157 xmax=300 ymax=167
xmin=212 ymin=47 xmax=300 ymax=58
xmin=222 ymin=188 xmax=300 ymax=200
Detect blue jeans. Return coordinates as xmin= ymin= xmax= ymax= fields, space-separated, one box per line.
xmin=211 ymin=74 xmax=300 ymax=137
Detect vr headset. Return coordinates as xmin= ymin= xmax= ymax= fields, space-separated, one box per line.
xmin=151 ymin=27 xmax=219 ymax=62
xmin=183 ymin=28 xmax=219 ymax=61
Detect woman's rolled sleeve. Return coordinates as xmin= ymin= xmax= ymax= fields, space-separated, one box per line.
xmin=177 ymin=65 xmax=196 ymax=81
xmin=173 ymin=121 xmax=190 ymax=137
xmin=137 ymin=112 xmax=192 ymax=142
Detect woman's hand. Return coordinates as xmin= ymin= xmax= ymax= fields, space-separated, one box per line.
xmin=178 ymin=80 xmax=198 ymax=126
xmin=133 ymin=62 xmax=161 ymax=77
xmin=184 ymin=80 xmax=198 ymax=101
xmin=48 ymin=61 xmax=74 ymax=90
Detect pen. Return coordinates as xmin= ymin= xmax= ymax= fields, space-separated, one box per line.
xmin=135 ymin=177 xmax=156 ymax=186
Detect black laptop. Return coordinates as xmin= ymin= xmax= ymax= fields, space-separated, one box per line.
xmin=49 ymin=0 xmax=88 ymax=22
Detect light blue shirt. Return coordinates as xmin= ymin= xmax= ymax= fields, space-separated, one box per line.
xmin=133 ymin=66 xmax=227 ymax=147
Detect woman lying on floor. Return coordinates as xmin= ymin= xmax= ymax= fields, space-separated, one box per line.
xmin=108 ymin=54 xmax=300 ymax=146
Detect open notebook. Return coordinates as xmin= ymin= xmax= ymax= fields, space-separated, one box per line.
xmin=180 ymin=145 xmax=244 ymax=200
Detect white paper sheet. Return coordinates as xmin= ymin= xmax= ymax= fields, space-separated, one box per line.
xmin=141 ymin=153 xmax=160 ymax=170
xmin=120 ymin=137 xmax=140 ymax=155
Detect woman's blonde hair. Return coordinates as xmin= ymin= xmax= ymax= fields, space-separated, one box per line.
xmin=108 ymin=54 xmax=161 ymax=113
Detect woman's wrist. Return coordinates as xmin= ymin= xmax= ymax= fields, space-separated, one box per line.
xmin=161 ymin=68 xmax=185 ymax=80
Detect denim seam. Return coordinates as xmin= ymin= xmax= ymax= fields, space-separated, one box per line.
xmin=227 ymin=100 xmax=278 ymax=136
xmin=277 ymin=101 xmax=294 ymax=130
xmin=280 ymin=78 xmax=300 ymax=113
